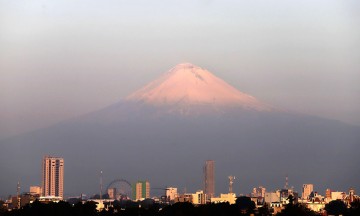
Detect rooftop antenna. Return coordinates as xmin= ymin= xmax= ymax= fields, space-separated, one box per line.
xmin=17 ymin=181 xmax=21 ymax=209
xmin=228 ymin=176 xmax=235 ymax=193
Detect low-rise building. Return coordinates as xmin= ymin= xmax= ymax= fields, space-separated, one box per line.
xmin=166 ymin=187 xmax=178 ymax=201
xmin=211 ymin=193 xmax=236 ymax=204
xmin=191 ymin=190 xmax=206 ymax=205
xmin=30 ymin=186 xmax=41 ymax=195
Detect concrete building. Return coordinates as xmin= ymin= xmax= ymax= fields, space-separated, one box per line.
xmin=211 ymin=193 xmax=236 ymax=204
xmin=252 ymin=186 xmax=266 ymax=198
xmin=302 ymin=184 xmax=313 ymax=200
xmin=132 ymin=181 xmax=150 ymax=200
xmin=11 ymin=193 xmax=39 ymax=209
xmin=331 ymin=191 xmax=346 ymax=200
xmin=174 ymin=194 xmax=192 ymax=203
xmin=204 ymin=160 xmax=215 ymax=199
xmin=30 ymin=186 xmax=41 ymax=195
xmin=191 ymin=190 xmax=206 ymax=205
xmin=264 ymin=192 xmax=280 ymax=203
xmin=166 ymin=187 xmax=178 ymax=201
xmin=42 ymin=156 xmax=64 ymax=199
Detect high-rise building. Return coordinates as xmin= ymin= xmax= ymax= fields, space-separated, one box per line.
xmin=204 ymin=160 xmax=215 ymax=199
xmin=302 ymin=184 xmax=313 ymax=200
xmin=42 ymin=156 xmax=64 ymax=198
xmin=132 ymin=181 xmax=150 ymax=200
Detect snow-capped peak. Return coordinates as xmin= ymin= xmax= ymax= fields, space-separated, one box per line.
xmin=126 ymin=63 xmax=273 ymax=112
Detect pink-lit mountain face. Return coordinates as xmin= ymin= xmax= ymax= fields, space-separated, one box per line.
xmin=126 ymin=63 xmax=273 ymax=115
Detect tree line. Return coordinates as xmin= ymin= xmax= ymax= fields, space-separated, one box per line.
xmin=1 ymin=196 xmax=359 ymax=216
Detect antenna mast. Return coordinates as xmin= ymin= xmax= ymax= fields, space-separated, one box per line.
xmin=17 ymin=181 xmax=21 ymax=209
xmin=228 ymin=176 xmax=235 ymax=193
xmin=285 ymin=174 xmax=288 ymax=189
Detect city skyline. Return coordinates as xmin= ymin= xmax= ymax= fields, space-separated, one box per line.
xmin=3 ymin=156 xmax=357 ymax=201
xmin=4 ymin=156 xmax=359 ymax=215
xmin=1 ymin=0 xmax=359 ymax=204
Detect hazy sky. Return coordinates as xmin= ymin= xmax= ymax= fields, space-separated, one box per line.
xmin=1 ymin=0 xmax=359 ymax=138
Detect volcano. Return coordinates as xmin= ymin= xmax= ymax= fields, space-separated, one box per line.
xmin=126 ymin=63 xmax=272 ymax=113
xmin=1 ymin=63 xmax=359 ymax=197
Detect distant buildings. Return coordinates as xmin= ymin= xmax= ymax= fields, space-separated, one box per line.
xmin=174 ymin=191 xmax=206 ymax=205
xmin=11 ymin=193 xmax=39 ymax=209
xmin=211 ymin=193 xmax=236 ymax=204
xmin=29 ymin=186 xmax=41 ymax=195
xmin=204 ymin=160 xmax=215 ymax=199
xmin=325 ymin=188 xmax=332 ymax=201
xmin=331 ymin=191 xmax=346 ymax=200
xmin=264 ymin=191 xmax=280 ymax=204
xmin=166 ymin=187 xmax=178 ymax=201
xmin=107 ymin=188 xmax=116 ymax=199
xmin=191 ymin=190 xmax=206 ymax=205
xmin=174 ymin=193 xmax=192 ymax=203
xmin=132 ymin=181 xmax=150 ymax=200
xmin=42 ymin=156 xmax=64 ymax=199
xmin=4 ymin=157 xmax=360 ymax=215
xmin=252 ymin=186 xmax=266 ymax=198
xmin=302 ymin=184 xmax=313 ymax=200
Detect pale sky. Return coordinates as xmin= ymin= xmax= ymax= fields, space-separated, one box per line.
xmin=1 ymin=0 xmax=360 ymax=138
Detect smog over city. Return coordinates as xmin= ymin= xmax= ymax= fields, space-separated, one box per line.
xmin=0 ymin=1 xmax=359 ymax=215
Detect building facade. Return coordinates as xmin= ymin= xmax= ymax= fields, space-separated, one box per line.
xmin=42 ymin=156 xmax=64 ymax=198
xmin=30 ymin=186 xmax=42 ymax=195
xmin=204 ymin=160 xmax=215 ymax=199
xmin=191 ymin=190 xmax=206 ymax=205
xmin=132 ymin=181 xmax=150 ymax=200
xmin=166 ymin=187 xmax=178 ymax=201
xmin=302 ymin=184 xmax=314 ymax=200
xmin=252 ymin=186 xmax=266 ymax=198
xmin=211 ymin=193 xmax=236 ymax=204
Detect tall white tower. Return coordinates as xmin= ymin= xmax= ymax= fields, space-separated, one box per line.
xmin=42 ymin=156 xmax=64 ymax=198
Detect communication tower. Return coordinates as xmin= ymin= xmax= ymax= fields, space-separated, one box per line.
xmin=228 ymin=176 xmax=235 ymax=193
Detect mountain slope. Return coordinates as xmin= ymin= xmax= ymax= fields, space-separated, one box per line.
xmin=126 ymin=63 xmax=273 ymax=114
xmin=0 ymin=63 xmax=359 ymax=198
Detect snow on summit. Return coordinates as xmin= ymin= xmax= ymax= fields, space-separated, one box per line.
xmin=126 ymin=63 xmax=272 ymax=112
